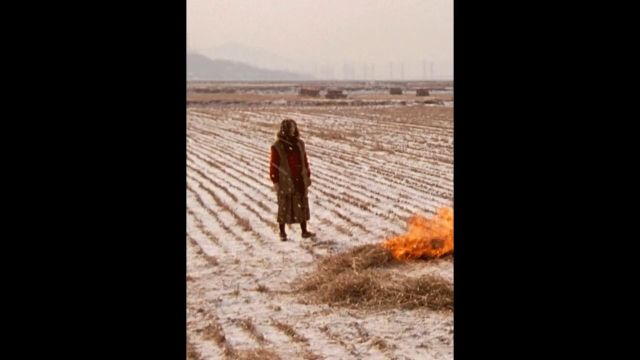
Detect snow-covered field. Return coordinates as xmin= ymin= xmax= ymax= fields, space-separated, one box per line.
xmin=187 ymin=104 xmax=453 ymax=359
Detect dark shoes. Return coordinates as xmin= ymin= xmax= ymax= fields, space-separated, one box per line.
xmin=279 ymin=231 xmax=315 ymax=241
xmin=301 ymin=231 xmax=316 ymax=239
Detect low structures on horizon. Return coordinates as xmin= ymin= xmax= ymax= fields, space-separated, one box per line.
xmin=389 ymin=88 xmax=403 ymax=95
xmin=325 ymin=89 xmax=347 ymax=99
xmin=416 ymin=89 xmax=430 ymax=96
xmin=298 ymin=88 xmax=321 ymax=97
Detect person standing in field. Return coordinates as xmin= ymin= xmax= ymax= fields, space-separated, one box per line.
xmin=269 ymin=119 xmax=315 ymax=241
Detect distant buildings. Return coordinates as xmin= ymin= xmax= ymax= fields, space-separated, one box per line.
xmin=325 ymin=89 xmax=347 ymax=99
xmin=298 ymin=88 xmax=321 ymax=97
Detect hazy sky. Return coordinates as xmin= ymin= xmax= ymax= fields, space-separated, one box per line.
xmin=187 ymin=0 xmax=453 ymax=79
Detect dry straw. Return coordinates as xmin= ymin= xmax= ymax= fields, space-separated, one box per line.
xmin=295 ymin=244 xmax=453 ymax=311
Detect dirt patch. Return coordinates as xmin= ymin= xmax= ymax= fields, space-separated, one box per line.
xmin=202 ymin=321 xmax=237 ymax=358
xmin=187 ymin=339 xmax=203 ymax=360
xmin=236 ymin=318 xmax=267 ymax=344
xmin=234 ymin=348 xmax=281 ymax=360
xmin=271 ymin=319 xmax=308 ymax=343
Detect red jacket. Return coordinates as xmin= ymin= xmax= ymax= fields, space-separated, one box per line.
xmin=270 ymin=141 xmax=310 ymax=190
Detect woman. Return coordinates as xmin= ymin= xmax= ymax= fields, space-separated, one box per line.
xmin=269 ymin=119 xmax=315 ymax=241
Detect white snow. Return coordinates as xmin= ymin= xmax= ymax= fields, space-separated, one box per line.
xmin=187 ymin=105 xmax=453 ymax=359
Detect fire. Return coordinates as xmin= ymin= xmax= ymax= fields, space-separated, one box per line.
xmin=382 ymin=207 xmax=453 ymax=260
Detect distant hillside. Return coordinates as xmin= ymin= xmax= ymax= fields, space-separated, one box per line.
xmin=203 ymin=42 xmax=296 ymax=72
xmin=187 ymin=53 xmax=311 ymax=81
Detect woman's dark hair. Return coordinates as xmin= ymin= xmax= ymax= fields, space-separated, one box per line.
xmin=277 ymin=118 xmax=299 ymax=139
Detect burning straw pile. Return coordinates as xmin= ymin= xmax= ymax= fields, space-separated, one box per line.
xmin=382 ymin=207 xmax=453 ymax=260
xmin=295 ymin=207 xmax=453 ymax=311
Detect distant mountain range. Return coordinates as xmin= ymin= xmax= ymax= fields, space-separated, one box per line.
xmin=202 ymin=42 xmax=298 ymax=72
xmin=187 ymin=53 xmax=312 ymax=81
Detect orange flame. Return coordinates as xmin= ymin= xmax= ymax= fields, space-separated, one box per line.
xmin=382 ymin=207 xmax=453 ymax=260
